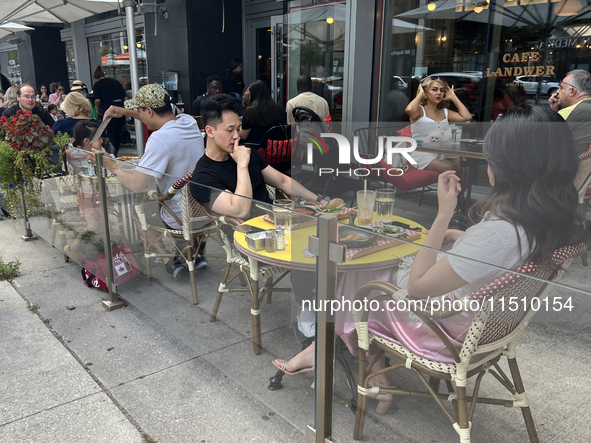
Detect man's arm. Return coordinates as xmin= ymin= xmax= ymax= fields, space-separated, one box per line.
xmin=261 ymin=166 xmax=318 ymax=202
xmin=40 ymin=108 xmax=55 ymax=129
xmin=90 ymin=151 xmax=154 ymax=193
xmin=210 ymin=141 xmax=254 ymax=219
xmin=104 ymin=105 xmax=140 ymax=122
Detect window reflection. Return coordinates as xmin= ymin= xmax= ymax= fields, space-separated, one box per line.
xmin=375 ymin=0 xmax=591 ymax=122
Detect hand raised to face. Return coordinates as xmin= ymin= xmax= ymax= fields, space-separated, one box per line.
xmin=229 ymin=138 xmax=251 ymax=169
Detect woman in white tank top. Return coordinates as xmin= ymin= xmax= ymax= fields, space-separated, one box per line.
xmin=406 ymin=77 xmax=472 ymax=172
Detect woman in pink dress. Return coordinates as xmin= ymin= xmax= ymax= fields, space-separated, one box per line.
xmin=272 ymin=105 xmax=586 ymax=414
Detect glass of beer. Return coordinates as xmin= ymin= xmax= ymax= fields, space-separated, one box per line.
xmin=376 ymin=188 xmax=396 ymax=222
xmin=356 ymin=190 xmax=376 ymax=225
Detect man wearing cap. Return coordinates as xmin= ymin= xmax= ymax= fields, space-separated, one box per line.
xmin=95 ymin=84 xmax=206 ymax=275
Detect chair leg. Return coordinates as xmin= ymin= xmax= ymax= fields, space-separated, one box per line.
xmin=186 ymin=245 xmax=198 ymax=305
xmin=456 ymin=385 xmax=471 ymax=442
xmin=266 ymin=276 xmax=274 ymax=304
xmin=210 ymin=262 xmax=232 ymax=322
xmin=236 ymin=262 xmax=247 ymax=286
xmin=353 ymin=352 xmax=369 ymax=440
xmin=507 ymin=357 xmax=539 ymax=443
xmin=143 ymin=232 xmax=152 ymax=284
xmin=418 ymin=186 xmax=426 ymax=206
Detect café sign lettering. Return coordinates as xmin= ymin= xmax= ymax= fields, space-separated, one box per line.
xmin=486 ymin=51 xmax=555 ymax=78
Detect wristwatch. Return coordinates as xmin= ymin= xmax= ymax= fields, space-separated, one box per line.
xmin=316 ymin=194 xmax=324 ymax=202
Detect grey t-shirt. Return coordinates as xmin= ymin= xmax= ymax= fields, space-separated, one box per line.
xmin=137 ymin=114 xmax=204 ymax=229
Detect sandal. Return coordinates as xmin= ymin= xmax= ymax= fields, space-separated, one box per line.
xmin=273 ymin=359 xmax=315 ymax=376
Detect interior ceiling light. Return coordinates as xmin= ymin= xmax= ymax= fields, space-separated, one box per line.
xmin=555 ymin=0 xmax=583 ymax=16
xmin=326 ymin=17 xmax=334 ymax=24
xmin=474 ymin=5 xmax=484 ymax=13
xmin=428 ymin=2 xmax=437 ymax=11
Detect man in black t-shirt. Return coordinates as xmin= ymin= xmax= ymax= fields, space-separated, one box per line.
xmin=92 ymin=66 xmax=127 ymax=155
xmin=191 ymin=95 xmax=325 ymax=219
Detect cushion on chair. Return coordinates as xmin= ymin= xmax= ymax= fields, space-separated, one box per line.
xmin=396 ymin=125 xmax=412 ymax=137
xmin=371 ymin=160 xmax=439 ymax=191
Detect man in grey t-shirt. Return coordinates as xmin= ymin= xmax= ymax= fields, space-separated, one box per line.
xmin=95 ymin=84 xmax=205 ymax=276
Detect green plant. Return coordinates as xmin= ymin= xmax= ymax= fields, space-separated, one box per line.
xmin=0 ymin=257 xmax=21 ymax=281
xmin=0 ymin=111 xmax=65 ymax=220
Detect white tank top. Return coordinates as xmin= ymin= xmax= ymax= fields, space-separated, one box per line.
xmin=411 ymin=105 xmax=449 ymax=142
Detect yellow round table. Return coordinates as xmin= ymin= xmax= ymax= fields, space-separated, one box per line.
xmin=234 ymin=213 xmax=426 ymax=272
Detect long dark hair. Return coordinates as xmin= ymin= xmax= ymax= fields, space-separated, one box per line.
xmin=470 ymin=104 xmax=586 ymax=268
xmin=245 ymin=80 xmax=284 ymax=127
xmin=72 ymin=120 xmax=99 ymax=148
xmin=226 ymin=58 xmax=242 ymax=80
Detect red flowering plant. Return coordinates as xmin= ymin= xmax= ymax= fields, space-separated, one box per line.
xmin=0 ymin=110 xmax=60 ymax=219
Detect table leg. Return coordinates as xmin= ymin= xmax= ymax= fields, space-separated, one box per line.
xmin=249 ymin=257 xmax=262 ymax=355
xmin=251 ymin=278 xmax=262 ymax=355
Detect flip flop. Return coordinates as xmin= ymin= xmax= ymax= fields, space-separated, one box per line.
xmin=272 ymin=359 xmax=315 ymax=376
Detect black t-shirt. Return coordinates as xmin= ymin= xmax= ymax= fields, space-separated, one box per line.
xmin=241 ymin=104 xmax=287 ymax=147
xmin=92 ymin=78 xmax=126 ymax=112
xmin=226 ymin=72 xmax=245 ymax=95
xmin=190 ymin=148 xmax=271 ymax=205
xmin=2 ymin=103 xmax=55 ymax=128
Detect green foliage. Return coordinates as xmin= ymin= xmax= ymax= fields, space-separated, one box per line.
xmin=0 ymin=257 xmax=20 ymax=281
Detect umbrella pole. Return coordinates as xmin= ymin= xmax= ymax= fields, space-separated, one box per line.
xmin=123 ymin=0 xmax=145 ymax=156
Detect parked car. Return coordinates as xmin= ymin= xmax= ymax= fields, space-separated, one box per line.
xmin=514 ymin=75 xmax=559 ymax=96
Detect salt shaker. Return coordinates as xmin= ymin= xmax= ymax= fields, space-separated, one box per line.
xmin=265 ymin=231 xmax=276 ymax=253
xmin=275 ymin=228 xmax=285 ymax=251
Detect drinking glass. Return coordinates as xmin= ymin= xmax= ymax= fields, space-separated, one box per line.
xmin=273 ymin=199 xmax=294 ymax=239
xmin=356 ymin=190 xmax=376 ymax=225
xmin=376 ymin=188 xmax=396 ymax=222
xmin=451 ymin=125 xmax=463 ymax=148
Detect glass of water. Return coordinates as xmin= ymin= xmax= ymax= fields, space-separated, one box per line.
xmin=273 ymin=199 xmax=294 ymax=238
xmin=451 ymin=125 xmax=463 ymax=148
xmin=376 ymin=188 xmax=396 ymax=222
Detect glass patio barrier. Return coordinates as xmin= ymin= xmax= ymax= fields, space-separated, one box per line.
xmin=94 ymin=163 xmax=321 ymax=436
xmin=311 ymin=202 xmax=591 ymax=443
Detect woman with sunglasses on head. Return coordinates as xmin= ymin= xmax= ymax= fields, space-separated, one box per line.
xmin=272 ymin=105 xmax=587 ymax=414
xmin=405 ymin=76 xmax=472 ymax=173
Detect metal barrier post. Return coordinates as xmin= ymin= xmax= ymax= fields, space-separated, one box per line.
xmin=307 ymin=215 xmax=346 ymax=443
xmin=20 ymin=189 xmax=38 ymax=242
xmin=95 ymin=152 xmax=126 ymax=311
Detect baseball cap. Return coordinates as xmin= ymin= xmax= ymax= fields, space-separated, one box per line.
xmin=125 ymin=83 xmax=169 ymax=109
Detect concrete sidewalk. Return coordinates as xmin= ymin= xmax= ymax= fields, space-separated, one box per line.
xmin=2 ymin=212 xmax=591 ymax=442
xmin=0 ymin=219 xmax=307 ymax=443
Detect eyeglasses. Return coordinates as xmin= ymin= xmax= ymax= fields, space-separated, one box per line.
xmin=20 ymin=95 xmax=36 ymax=100
xmin=560 ymin=81 xmax=576 ymax=90
xmin=57 ymin=88 xmax=65 ymax=91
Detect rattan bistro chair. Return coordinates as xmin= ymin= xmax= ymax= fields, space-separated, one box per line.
xmin=134 ymin=172 xmax=223 ymax=304
xmin=209 ymin=185 xmax=292 ymax=355
xmin=352 ymin=243 xmax=586 ymax=443
xmin=574 ymin=148 xmax=591 ymax=265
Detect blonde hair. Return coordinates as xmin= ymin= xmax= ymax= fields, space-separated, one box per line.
xmin=62 ymin=92 xmax=91 ymax=118
xmin=3 ymin=85 xmax=18 ymax=108
xmin=420 ymin=77 xmax=450 ymax=109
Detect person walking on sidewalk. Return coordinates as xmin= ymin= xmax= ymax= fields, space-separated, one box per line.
xmin=95 ymin=84 xmax=207 ymax=277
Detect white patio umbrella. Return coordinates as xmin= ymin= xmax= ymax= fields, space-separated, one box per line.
xmin=0 ymin=22 xmax=34 ymax=39
xmin=0 ymin=0 xmax=120 ymax=24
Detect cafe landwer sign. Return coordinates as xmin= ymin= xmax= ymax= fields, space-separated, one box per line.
xmin=485 ymin=51 xmax=556 ymax=78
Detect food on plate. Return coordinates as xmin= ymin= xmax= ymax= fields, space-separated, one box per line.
xmin=118 ymin=156 xmax=141 ymax=162
xmin=294 ymin=208 xmax=314 ymax=216
xmin=339 ymin=234 xmax=362 ymax=241
xmin=373 ymin=225 xmax=404 ymax=235
xmin=329 ymin=198 xmax=344 ymax=207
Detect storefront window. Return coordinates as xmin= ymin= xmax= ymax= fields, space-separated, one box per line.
xmin=88 ymin=28 xmax=147 ymax=90
xmin=287 ymin=1 xmax=347 ymax=121
xmin=65 ymin=40 xmax=77 ymax=87
xmin=374 ymin=0 xmax=591 ymax=122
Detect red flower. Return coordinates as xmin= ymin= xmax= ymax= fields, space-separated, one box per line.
xmin=32 ymin=122 xmax=36 ymax=126
xmin=0 ymin=116 xmax=5 ymax=122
